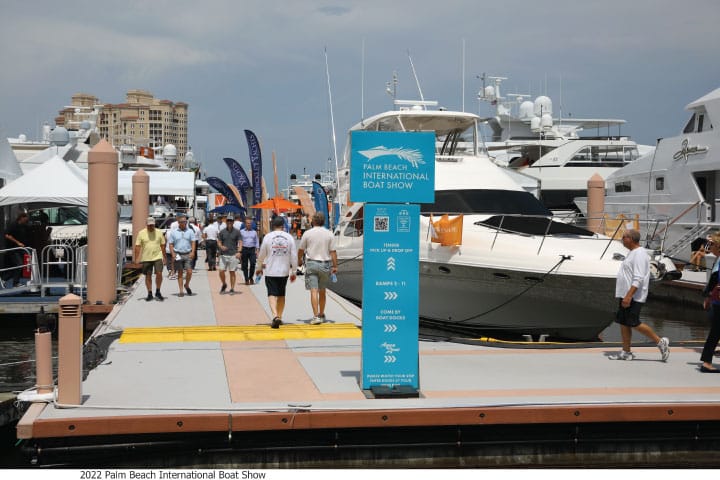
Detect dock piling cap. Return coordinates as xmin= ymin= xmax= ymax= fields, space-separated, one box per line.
xmin=59 ymin=293 xmax=82 ymax=305
xmin=588 ymin=173 xmax=605 ymax=188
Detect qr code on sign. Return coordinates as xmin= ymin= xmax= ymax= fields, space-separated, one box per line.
xmin=374 ymin=216 xmax=390 ymax=232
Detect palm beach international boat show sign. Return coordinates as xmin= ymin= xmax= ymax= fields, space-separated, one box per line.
xmin=350 ymin=131 xmax=435 ymax=394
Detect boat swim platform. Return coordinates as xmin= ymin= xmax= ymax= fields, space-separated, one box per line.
xmin=15 ymin=259 xmax=720 ymax=467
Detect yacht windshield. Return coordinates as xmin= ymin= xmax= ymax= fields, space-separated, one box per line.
xmin=420 ymin=190 xmax=551 ymax=216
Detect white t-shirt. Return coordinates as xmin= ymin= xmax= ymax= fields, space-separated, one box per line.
xmin=615 ymin=246 xmax=650 ymax=302
xmin=258 ymin=230 xmax=298 ymax=277
xmin=204 ymin=222 xmax=220 ymax=241
xmin=298 ymin=226 xmax=336 ymax=261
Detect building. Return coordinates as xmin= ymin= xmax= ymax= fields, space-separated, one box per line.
xmin=56 ymin=90 xmax=188 ymax=169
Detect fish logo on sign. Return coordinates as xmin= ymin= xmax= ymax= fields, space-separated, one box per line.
xmin=358 ymin=146 xmax=426 ymax=168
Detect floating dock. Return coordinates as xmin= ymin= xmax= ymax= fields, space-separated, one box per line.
xmin=13 ymin=260 xmax=720 ymax=467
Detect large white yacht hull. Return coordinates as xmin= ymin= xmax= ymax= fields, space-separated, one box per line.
xmin=331 ymin=258 xmax=615 ymax=341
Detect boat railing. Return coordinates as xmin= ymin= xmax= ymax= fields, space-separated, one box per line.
xmin=0 ymin=247 xmax=41 ymax=290
xmin=40 ymin=243 xmax=75 ymax=296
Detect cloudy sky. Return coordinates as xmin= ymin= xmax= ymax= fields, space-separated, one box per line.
xmin=1 ymin=0 xmax=718 ymax=190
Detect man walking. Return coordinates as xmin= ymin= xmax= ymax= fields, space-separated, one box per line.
xmin=168 ymin=215 xmax=196 ymax=297
xmin=239 ymin=217 xmax=259 ymax=285
xmin=297 ymin=212 xmax=337 ymax=325
xmin=609 ymin=229 xmax=670 ymax=361
xmin=217 ymin=215 xmax=242 ymax=295
xmin=203 ymin=215 xmax=221 ymax=271
xmin=134 ymin=217 xmax=166 ymax=301
xmin=257 ymin=216 xmax=298 ymax=328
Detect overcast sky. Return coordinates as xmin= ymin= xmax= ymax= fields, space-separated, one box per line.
xmin=1 ymin=0 xmax=718 ymax=191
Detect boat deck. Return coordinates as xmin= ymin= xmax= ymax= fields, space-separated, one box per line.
xmin=14 ymin=258 xmax=720 ymax=467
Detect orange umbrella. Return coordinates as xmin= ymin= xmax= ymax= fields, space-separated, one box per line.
xmin=251 ymin=197 xmax=300 ymax=212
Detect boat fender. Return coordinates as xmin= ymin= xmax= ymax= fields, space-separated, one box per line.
xmin=17 ymin=388 xmax=56 ymax=403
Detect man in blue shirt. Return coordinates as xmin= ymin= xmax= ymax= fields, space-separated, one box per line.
xmin=168 ymin=215 xmax=197 ymax=297
xmin=239 ymin=217 xmax=259 ymax=285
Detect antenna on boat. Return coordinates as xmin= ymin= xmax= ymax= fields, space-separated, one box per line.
xmin=361 ymin=38 xmax=365 ymax=124
xmin=407 ymin=49 xmax=426 ymax=106
xmin=324 ymin=47 xmax=340 ymax=189
xmin=386 ymin=71 xmax=398 ymax=102
xmin=461 ymin=38 xmax=466 ymax=112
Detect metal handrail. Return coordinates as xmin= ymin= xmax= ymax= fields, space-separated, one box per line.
xmin=0 ymin=246 xmax=39 ymax=288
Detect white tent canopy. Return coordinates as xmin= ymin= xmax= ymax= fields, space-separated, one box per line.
xmin=118 ymin=171 xmax=195 ymax=196
xmin=0 ymin=155 xmax=88 ymax=207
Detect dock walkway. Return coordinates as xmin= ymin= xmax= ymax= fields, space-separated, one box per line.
xmin=14 ymin=257 xmax=720 ymax=467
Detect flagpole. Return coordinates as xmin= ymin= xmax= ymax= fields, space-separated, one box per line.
xmin=324 ymin=47 xmax=340 ymax=187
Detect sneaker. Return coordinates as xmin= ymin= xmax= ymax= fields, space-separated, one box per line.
xmin=220 ymin=284 xmax=227 ymax=294
xmin=185 ymin=286 xmax=192 ymax=296
xmin=271 ymin=317 xmax=281 ymax=329
xmin=229 ymin=289 xmax=235 ymax=295
xmin=145 ymin=293 xmax=154 ymax=302
xmin=155 ymin=291 xmax=164 ymax=301
xmin=310 ymin=316 xmax=323 ymax=325
xmin=318 ymin=313 xmax=326 ymax=320
xmin=609 ymin=350 xmax=635 ymax=361
xmin=658 ymin=337 xmax=670 ymax=362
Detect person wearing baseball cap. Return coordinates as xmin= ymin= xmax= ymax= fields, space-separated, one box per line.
xmin=134 ymin=217 xmax=166 ymax=301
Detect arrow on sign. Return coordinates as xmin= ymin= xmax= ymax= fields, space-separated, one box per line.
xmin=384 ymin=324 xmax=397 ymax=333
xmin=387 ymin=257 xmax=396 ymax=271
xmin=384 ymin=291 xmax=398 ymax=300
xmin=384 ymin=355 xmax=397 ymax=363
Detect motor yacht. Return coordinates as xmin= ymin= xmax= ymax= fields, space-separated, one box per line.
xmin=584 ymin=87 xmax=720 ymax=262
xmin=480 ymin=76 xmax=652 ymax=215
xmin=330 ymin=99 xmax=650 ymax=341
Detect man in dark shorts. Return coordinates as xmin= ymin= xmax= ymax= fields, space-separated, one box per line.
xmin=609 ymin=229 xmax=669 ymax=361
xmin=134 ymin=217 xmax=166 ymax=301
xmin=256 ymin=216 xmax=298 ymax=328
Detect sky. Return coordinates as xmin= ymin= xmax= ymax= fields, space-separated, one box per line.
xmin=1 ymin=0 xmax=719 ymax=192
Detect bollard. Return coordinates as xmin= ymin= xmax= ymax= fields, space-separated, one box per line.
xmin=57 ymin=294 xmax=83 ymax=405
xmin=87 ymin=139 xmax=119 ymax=305
xmin=34 ymin=330 xmax=53 ymax=394
xmin=587 ymin=173 xmax=605 ymax=235
xmin=131 ymin=169 xmax=150 ymax=263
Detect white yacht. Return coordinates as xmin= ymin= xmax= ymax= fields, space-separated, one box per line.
xmin=593 ymin=87 xmax=720 ymax=261
xmin=480 ymin=76 xmax=651 ymax=214
xmin=330 ymin=100 xmax=648 ymax=341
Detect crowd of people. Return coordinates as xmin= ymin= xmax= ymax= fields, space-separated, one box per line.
xmin=134 ymin=211 xmax=337 ymax=328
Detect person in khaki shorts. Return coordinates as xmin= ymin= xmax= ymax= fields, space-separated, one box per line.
xmin=297 ymin=212 xmax=337 ymax=324
xmin=217 ymin=215 xmax=242 ymax=295
xmin=134 ymin=217 xmax=166 ymax=301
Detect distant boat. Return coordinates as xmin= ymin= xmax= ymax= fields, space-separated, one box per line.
xmin=480 ymin=75 xmax=652 ymax=214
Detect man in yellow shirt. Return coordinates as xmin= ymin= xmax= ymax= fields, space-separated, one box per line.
xmin=134 ymin=217 xmax=167 ymax=301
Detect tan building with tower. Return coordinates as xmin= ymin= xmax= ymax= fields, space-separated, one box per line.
xmin=56 ymin=90 xmax=188 ymax=168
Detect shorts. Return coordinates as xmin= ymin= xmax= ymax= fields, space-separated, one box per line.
xmin=219 ymin=254 xmax=239 ymax=271
xmin=174 ymin=253 xmax=193 ymax=271
xmin=615 ymin=299 xmax=643 ymax=327
xmin=141 ymin=259 xmax=164 ymax=275
xmin=305 ymin=259 xmax=330 ymax=290
xmin=265 ymin=276 xmax=289 ymax=297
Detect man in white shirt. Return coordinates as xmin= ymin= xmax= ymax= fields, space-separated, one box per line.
xmin=609 ymin=229 xmax=669 ymax=361
xmin=256 ymin=216 xmax=298 ymax=328
xmin=203 ymin=215 xmax=222 ymax=271
xmin=297 ymin=212 xmax=337 ymax=325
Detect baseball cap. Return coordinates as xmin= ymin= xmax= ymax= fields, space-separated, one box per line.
xmin=226 ymin=215 xmax=235 ymax=221
xmin=146 ymin=217 xmax=155 ymax=225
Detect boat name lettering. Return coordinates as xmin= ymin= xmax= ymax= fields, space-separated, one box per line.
xmin=673 ymin=138 xmax=709 ymax=162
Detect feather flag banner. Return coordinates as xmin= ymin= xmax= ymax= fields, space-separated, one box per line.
xmin=206 ymin=176 xmax=241 ymax=206
xmin=222 ymin=157 xmax=251 ymax=207
xmin=293 ymin=186 xmax=315 ymax=216
xmin=312 ymin=181 xmax=330 ymax=229
xmin=244 ymin=130 xmax=263 ymax=224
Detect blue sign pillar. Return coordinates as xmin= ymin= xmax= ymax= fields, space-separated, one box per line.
xmin=362 ymin=203 xmax=420 ymax=391
xmin=350 ymin=131 xmax=435 ymax=396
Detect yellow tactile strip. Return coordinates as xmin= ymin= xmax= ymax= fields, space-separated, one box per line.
xmin=119 ymin=323 xmax=361 ymax=343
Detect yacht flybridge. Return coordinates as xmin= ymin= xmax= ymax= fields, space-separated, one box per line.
xmin=594 ymin=87 xmax=720 ymax=261
xmin=330 ymin=99 xmax=664 ymax=341
xmin=480 ymin=76 xmax=651 ymax=213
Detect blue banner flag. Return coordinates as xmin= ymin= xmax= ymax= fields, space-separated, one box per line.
xmin=244 ymin=130 xmax=263 ymax=223
xmin=312 ymin=181 xmax=330 ymax=229
xmin=206 ymin=176 xmax=241 ymax=206
xmin=222 ymin=157 xmax=251 ymax=207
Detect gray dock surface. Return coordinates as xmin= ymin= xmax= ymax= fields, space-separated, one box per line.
xmin=14 ymin=258 xmax=720 ymax=467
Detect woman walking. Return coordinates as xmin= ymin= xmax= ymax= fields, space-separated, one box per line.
xmin=700 ymin=232 xmax=720 ymax=372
